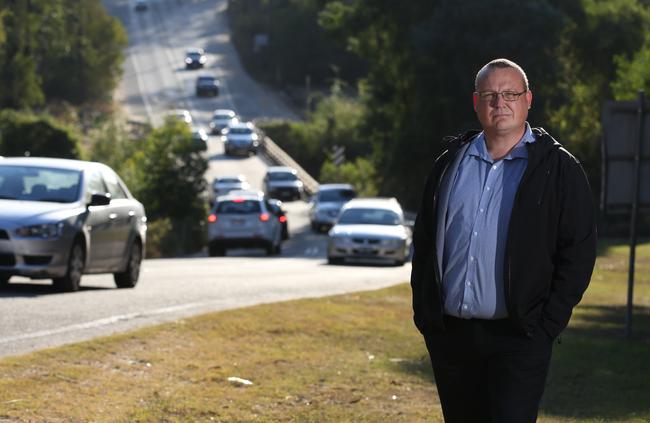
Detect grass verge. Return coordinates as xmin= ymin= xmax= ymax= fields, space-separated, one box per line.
xmin=0 ymin=241 xmax=648 ymax=422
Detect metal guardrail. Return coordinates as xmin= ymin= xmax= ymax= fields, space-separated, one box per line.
xmin=260 ymin=135 xmax=319 ymax=197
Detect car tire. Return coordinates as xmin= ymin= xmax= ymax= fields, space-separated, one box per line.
xmin=208 ymin=244 xmax=225 ymax=257
xmin=114 ymin=241 xmax=142 ymax=289
xmin=53 ymin=241 xmax=85 ymax=292
xmin=327 ymin=256 xmax=342 ymax=265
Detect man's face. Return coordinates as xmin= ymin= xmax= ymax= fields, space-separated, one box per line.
xmin=473 ymin=67 xmax=532 ymax=137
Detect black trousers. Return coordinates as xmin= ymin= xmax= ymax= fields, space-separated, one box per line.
xmin=424 ymin=315 xmax=554 ymax=423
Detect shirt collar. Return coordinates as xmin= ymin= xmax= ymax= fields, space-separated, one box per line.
xmin=469 ymin=122 xmax=535 ymax=162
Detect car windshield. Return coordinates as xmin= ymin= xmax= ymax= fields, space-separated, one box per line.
xmin=215 ymin=200 xmax=261 ymax=214
xmin=229 ymin=128 xmax=252 ymax=135
xmin=187 ymin=52 xmax=202 ymax=59
xmin=268 ymin=172 xmax=297 ymax=181
xmin=337 ymin=208 xmax=401 ymax=226
xmin=319 ymin=189 xmax=356 ymax=202
xmin=198 ymin=77 xmax=215 ymax=83
xmin=216 ymin=178 xmax=242 ymax=184
xmin=214 ymin=113 xmax=234 ymax=120
xmin=0 ymin=165 xmax=81 ymax=203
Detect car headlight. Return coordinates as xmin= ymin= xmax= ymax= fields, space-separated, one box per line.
xmin=15 ymin=222 xmax=64 ymax=239
xmin=380 ymin=238 xmax=403 ymax=247
xmin=185 ymin=58 xmax=192 ymax=64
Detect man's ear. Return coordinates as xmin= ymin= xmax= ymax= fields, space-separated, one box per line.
xmin=472 ymin=93 xmax=478 ymax=112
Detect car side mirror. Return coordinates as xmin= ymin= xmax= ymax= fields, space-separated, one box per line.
xmin=89 ymin=193 xmax=111 ymax=206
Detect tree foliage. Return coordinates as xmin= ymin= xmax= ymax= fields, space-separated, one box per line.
xmin=0 ymin=109 xmax=80 ymax=158
xmin=0 ymin=0 xmax=126 ymax=108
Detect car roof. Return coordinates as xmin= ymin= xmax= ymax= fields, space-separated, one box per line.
xmin=219 ymin=189 xmax=264 ymax=200
xmin=0 ymin=157 xmax=107 ymax=172
xmin=341 ymin=197 xmax=403 ymax=213
xmin=267 ymin=166 xmax=296 ymax=174
xmin=186 ymin=48 xmax=204 ymax=54
xmin=214 ymin=175 xmax=246 ymax=182
xmin=228 ymin=122 xmax=254 ymax=129
xmin=317 ymin=183 xmax=355 ymax=191
xmin=213 ymin=109 xmax=236 ymax=117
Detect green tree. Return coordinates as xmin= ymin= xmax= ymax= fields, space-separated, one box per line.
xmin=129 ymin=119 xmax=208 ymax=255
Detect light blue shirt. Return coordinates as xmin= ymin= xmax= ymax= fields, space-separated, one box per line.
xmin=439 ymin=124 xmax=535 ymax=319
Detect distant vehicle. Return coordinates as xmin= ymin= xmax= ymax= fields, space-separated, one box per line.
xmin=184 ymin=48 xmax=206 ymax=69
xmin=196 ymin=75 xmax=219 ymax=97
xmin=167 ymin=109 xmax=193 ymax=125
xmin=190 ymin=127 xmax=208 ymax=151
xmin=209 ymin=175 xmax=250 ymax=204
xmin=135 ymin=0 xmax=148 ymax=11
xmin=209 ymin=109 xmax=238 ymax=135
xmin=309 ymin=183 xmax=357 ymax=232
xmin=0 ymin=157 xmax=147 ymax=291
xmin=222 ymin=122 xmax=260 ymax=156
xmin=268 ymin=198 xmax=289 ymax=240
xmin=207 ymin=190 xmax=283 ymax=256
xmin=327 ymin=198 xmax=411 ymax=266
xmin=263 ymin=166 xmax=304 ymax=201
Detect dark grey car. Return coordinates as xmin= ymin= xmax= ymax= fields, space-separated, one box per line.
xmin=0 ymin=157 xmax=147 ymax=292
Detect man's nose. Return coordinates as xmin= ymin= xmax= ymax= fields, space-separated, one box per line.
xmin=491 ymin=93 xmax=507 ymax=106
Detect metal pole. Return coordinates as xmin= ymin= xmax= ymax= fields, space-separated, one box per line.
xmin=626 ymin=90 xmax=644 ymax=339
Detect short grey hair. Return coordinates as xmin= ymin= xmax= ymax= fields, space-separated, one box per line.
xmin=474 ymin=58 xmax=529 ymax=91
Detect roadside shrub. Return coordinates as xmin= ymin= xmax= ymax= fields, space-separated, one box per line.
xmin=320 ymin=157 xmax=378 ymax=197
xmin=0 ymin=109 xmax=81 ymax=158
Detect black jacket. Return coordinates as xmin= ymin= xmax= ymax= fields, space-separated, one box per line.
xmin=410 ymin=127 xmax=597 ymax=339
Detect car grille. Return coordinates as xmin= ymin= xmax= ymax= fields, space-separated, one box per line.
xmin=24 ymin=255 xmax=53 ymax=266
xmin=0 ymin=253 xmax=16 ymax=266
xmin=0 ymin=229 xmax=8 ymax=240
xmin=352 ymin=238 xmax=380 ymax=244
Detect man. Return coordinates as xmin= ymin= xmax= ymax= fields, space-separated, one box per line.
xmin=410 ymin=58 xmax=597 ymax=423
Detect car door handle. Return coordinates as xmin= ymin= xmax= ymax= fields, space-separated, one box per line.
xmin=109 ymin=213 xmax=118 ymax=220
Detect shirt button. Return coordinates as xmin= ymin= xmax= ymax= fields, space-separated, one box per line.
xmin=473 ymin=231 xmax=478 ymax=236
xmin=486 ymin=186 xmax=491 ymax=191
xmin=469 ymin=256 xmax=474 ymax=261
xmin=492 ymin=165 xmax=498 ymax=170
xmin=466 ymin=281 xmax=471 ymax=287
xmin=480 ymin=208 xmax=484 ymax=213
xmin=462 ymin=304 xmax=468 ymax=310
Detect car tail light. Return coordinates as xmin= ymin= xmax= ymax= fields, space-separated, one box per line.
xmin=233 ymin=198 xmax=244 ymax=203
xmin=208 ymin=214 xmax=217 ymax=223
xmin=259 ymin=213 xmax=270 ymax=222
xmin=279 ymin=215 xmax=287 ymax=223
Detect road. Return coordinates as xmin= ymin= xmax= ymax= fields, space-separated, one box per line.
xmin=0 ymin=0 xmax=412 ymax=359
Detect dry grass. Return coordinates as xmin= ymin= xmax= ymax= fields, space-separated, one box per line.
xmin=0 ymin=241 xmax=648 ymax=422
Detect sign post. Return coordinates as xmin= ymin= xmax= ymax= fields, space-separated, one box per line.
xmin=601 ymin=91 xmax=650 ymax=339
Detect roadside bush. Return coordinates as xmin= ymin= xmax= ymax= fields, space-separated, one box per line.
xmin=0 ymin=109 xmax=81 ymax=158
xmin=320 ymin=157 xmax=378 ymax=197
xmin=259 ymin=88 xmax=371 ymax=179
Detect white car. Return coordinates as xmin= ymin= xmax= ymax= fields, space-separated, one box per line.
xmin=327 ymin=198 xmax=411 ymax=266
xmin=207 ymin=191 xmax=283 ymax=256
xmin=209 ymin=175 xmax=250 ymax=204
xmin=309 ymin=184 xmax=357 ymax=232
xmin=209 ymin=109 xmax=238 ymax=135
xmin=222 ymin=122 xmax=260 ymax=156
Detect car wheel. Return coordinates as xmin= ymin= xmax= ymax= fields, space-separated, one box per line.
xmin=114 ymin=241 xmax=142 ymax=289
xmin=53 ymin=241 xmax=85 ymax=292
xmin=327 ymin=256 xmax=343 ymax=265
xmin=208 ymin=244 xmax=225 ymax=257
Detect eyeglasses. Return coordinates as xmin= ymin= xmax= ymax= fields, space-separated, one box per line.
xmin=475 ymin=90 xmax=527 ymax=102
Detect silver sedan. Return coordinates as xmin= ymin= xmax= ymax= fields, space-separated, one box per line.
xmin=0 ymin=157 xmax=147 ymax=291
